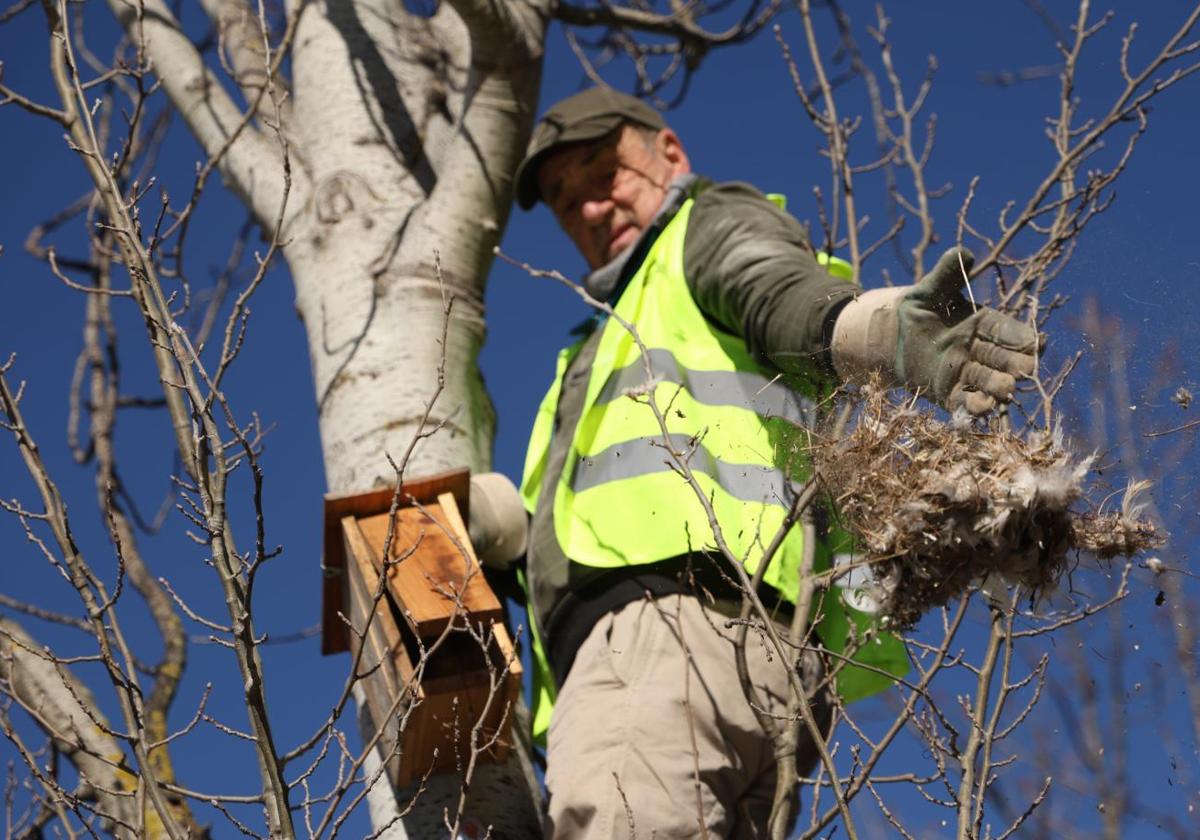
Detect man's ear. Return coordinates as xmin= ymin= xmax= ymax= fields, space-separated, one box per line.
xmin=656 ymin=129 xmax=691 ymax=178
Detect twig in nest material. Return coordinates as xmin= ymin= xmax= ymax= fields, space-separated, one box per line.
xmin=814 ymin=384 xmax=1164 ymax=628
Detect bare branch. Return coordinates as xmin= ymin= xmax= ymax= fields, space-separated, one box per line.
xmin=102 ymin=0 xmax=294 ymax=227
xmin=0 ymin=618 xmax=140 ymax=838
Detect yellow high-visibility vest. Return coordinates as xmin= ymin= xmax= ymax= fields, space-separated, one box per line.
xmin=519 ymin=197 xmax=907 ymax=743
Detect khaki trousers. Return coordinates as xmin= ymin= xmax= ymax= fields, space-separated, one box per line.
xmin=544 ymin=594 xmax=830 ymax=839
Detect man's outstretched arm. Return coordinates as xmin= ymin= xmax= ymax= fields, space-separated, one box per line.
xmin=683 ymin=184 xmax=1036 ymax=413
xmin=683 ymin=181 xmax=856 ymax=380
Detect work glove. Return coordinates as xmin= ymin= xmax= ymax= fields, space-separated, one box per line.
xmin=467 ymin=472 xmax=528 ymax=570
xmin=897 ymin=248 xmax=1038 ymax=413
xmin=831 ymin=247 xmax=1038 ymax=415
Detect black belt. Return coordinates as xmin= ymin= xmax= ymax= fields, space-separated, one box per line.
xmin=544 ymin=556 xmax=793 ymax=688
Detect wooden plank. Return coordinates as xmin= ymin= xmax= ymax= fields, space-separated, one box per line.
xmin=482 ymin=622 xmax=520 ymax=764
xmin=491 ymin=622 xmax=521 ymax=764
xmin=434 ymin=493 xmax=507 ymax=637
xmin=341 ymin=517 xmax=408 ymax=783
xmin=436 ymin=492 xmax=479 ymax=569
xmin=393 ymin=623 xmax=522 ymax=788
xmin=356 ymin=503 xmax=503 ymax=639
xmin=343 ymin=517 xmax=415 ymax=691
xmin=321 ymin=469 xmax=469 ymax=654
xmin=395 ymin=630 xmax=467 ymax=788
xmin=358 ymin=505 xmax=457 ymax=638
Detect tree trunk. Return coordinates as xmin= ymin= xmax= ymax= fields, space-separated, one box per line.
xmin=284 ymin=0 xmax=547 ymax=833
xmin=95 ymin=0 xmax=548 ymax=830
xmin=286 ymin=0 xmax=543 ymax=486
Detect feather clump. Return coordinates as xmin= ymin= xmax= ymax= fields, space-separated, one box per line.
xmin=814 ymin=386 xmax=1165 ymax=628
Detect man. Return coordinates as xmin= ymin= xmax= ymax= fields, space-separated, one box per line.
xmin=488 ymin=86 xmax=1035 ymax=838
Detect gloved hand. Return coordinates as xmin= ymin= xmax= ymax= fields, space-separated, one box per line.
xmin=467 ymin=472 xmax=528 ymax=570
xmin=831 ymin=247 xmax=1038 ymax=414
xmin=897 ymin=248 xmax=1037 ymax=414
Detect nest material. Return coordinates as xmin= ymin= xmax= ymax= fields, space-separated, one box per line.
xmin=814 ymin=387 xmax=1165 ymax=629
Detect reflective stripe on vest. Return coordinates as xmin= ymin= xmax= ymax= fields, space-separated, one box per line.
xmin=519 ymin=193 xmax=907 ymax=744
xmin=572 ymin=434 xmax=794 ymax=503
xmin=592 ymin=347 xmax=816 ymax=425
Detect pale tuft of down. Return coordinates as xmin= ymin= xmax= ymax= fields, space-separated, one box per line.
xmin=812 ymin=386 xmax=1165 ymax=629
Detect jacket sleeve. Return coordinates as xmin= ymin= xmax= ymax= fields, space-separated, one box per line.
xmin=682 ymin=181 xmax=857 ymax=379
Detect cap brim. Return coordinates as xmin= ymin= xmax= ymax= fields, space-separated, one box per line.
xmin=514 ymin=114 xmax=630 ymax=210
xmin=514 ymin=145 xmax=560 ymax=211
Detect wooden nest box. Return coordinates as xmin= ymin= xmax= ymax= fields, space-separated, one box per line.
xmin=320 ymin=469 xmax=521 ymax=788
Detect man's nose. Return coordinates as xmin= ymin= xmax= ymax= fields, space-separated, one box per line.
xmin=579 ymin=196 xmax=612 ymax=225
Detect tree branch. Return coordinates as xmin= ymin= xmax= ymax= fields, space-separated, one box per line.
xmin=104 ymin=0 xmax=292 ymax=227
xmin=1 ymin=618 xmax=141 ymax=837
xmin=557 ymin=0 xmax=776 ymax=45
xmin=197 ymin=0 xmax=273 ymax=103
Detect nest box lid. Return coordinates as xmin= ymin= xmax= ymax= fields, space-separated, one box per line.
xmin=320 ymin=468 xmax=470 ymax=655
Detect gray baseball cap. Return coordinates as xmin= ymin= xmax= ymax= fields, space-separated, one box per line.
xmin=514 ymin=87 xmax=666 ymax=210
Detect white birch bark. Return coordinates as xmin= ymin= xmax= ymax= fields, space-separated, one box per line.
xmin=285 ymin=0 xmax=545 ymax=490
xmin=281 ymin=3 xmax=547 ymax=831
xmin=111 ymin=0 xmax=548 ymax=832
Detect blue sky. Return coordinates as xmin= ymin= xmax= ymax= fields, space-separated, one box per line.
xmin=2 ymin=1 xmax=1198 ymax=836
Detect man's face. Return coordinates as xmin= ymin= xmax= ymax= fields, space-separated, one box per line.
xmin=536 ymin=124 xmax=691 ymax=270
